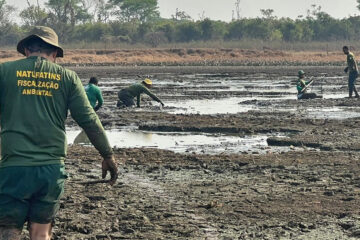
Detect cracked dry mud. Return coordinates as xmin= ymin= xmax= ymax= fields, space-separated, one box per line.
xmin=22 ymin=66 xmax=360 ymax=239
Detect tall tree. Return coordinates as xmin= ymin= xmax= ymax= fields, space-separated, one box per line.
xmin=171 ymin=8 xmax=191 ymax=21
xmin=45 ymin=0 xmax=92 ymax=27
xmin=199 ymin=18 xmax=214 ymax=40
xmin=0 ymin=0 xmax=20 ymax=45
xmin=94 ymin=0 xmax=112 ymax=22
xmin=0 ymin=0 xmax=15 ymax=25
xmin=108 ymin=0 xmax=159 ymax=23
xmin=260 ymin=9 xmax=275 ymax=19
xmin=20 ymin=0 xmax=48 ymax=27
xmin=77 ymin=0 xmax=111 ymax=23
xmin=306 ymin=4 xmax=322 ymax=19
xmin=44 ymin=0 xmax=92 ymax=41
xmin=234 ymin=0 xmax=241 ymax=20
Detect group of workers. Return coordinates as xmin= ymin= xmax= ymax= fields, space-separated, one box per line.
xmin=296 ymin=45 xmax=359 ymax=99
xmin=0 ymin=25 xmax=165 ymax=240
xmin=90 ymin=45 xmax=359 ymax=106
xmin=0 ymin=25 xmax=359 ymax=240
xmin=85 ymin=76 xmax=164 ymax=112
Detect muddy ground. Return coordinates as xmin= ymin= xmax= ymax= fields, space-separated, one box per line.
xmin=22 ymin=65 xmax=360 ymax=239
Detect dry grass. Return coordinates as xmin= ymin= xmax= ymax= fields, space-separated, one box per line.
xmin=0 ymin=48 xmax=350 ymax=65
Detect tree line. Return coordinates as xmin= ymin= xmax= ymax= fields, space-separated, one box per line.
xmin=2 ymin=0 xmax=360 ymax=47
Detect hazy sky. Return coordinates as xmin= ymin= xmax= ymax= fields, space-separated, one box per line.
xmin=10 ymin=0 xmax=360 ymax=22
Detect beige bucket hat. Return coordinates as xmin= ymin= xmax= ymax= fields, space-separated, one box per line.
xmin=17 ymin=26 xmax=64 ymax=58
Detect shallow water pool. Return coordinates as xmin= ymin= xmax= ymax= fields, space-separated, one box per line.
xmin=67 ymin=127 xmax=295 ymax=154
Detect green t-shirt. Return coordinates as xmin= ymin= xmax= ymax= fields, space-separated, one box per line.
xmin=126 ymin=83 xmax=161 ymax=107
xmin=0 ymin=56 xmax=112 ymax=168
xmin=85 ymin=83 xmax=103 ymax=109
xmin=347 ymin=52 xmax=358 ymax=73
xmin=296 ymin=78 xmax=310 ymax=93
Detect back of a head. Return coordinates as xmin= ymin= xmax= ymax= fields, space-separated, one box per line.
xmin=17 ymin=26 xmax=64 ymax=57
xmin=24 ymin=38 xmax=58 ymax=56
xmin=89 ymin=77 xmax=99 ymax=85
xmin=298 ymin=70 xmax=305 ymax=77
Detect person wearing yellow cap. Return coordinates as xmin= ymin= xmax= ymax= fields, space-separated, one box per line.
xmin=0 ymin=26 xmax=118 ymax=239
xmin=117 ymin=78 xmax=165 ymax=108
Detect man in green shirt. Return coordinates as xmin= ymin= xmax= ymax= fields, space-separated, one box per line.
xmin=85 ymin=76 xmax=103 ymax=111
xmin=117 ymin=78 xmax=165 ymax=108
xmin=296 ymin=70 xmax=311 ymax=93
xmin=343 ymin=46 xmax=360 ymax=98
xmin=0 ymin=26 xmax=118 ymax=240
xmin=296 ymin=70 xmax=318 ymax=99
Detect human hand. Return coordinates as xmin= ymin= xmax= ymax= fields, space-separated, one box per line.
xmin=101 ymin=155 xmax=118 ymax=185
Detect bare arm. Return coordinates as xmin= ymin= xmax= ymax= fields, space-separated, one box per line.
xmin=68 ymin=74 xmax=118 ymax=184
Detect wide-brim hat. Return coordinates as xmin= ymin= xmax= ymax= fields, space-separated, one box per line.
xmin=143 ymin=78 xmax=153 ymax=85
xmin=17 ymin=26 xmax=63 ymax=58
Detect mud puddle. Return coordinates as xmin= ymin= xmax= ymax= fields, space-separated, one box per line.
xmin=165 ymin=96 xmax=296 ymax=115
xmin=304 ymin=107 xmax=360 ymax=119
xmin=322 ymin=93 xmax=348 ymax=99
xmin=165 ymin=96 xmax=360 ymax=119
xmin=94 ymin=72 xmax=353 ymax=118
xmin=251 ymin=105 xmax=360 ymax=119
xmin=165 ymin=97 xmax=257 ymax=114
xmin=66 ymin=127 xmax=302 ymax=154
xmin=96 ymin=74 xmax=350 ymax=116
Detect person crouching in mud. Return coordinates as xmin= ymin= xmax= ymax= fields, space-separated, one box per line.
xmin=296 ymin=70 xmax=318 ymax=100
xmin=85 ymin=77 xmax=103 ymax=111
xmin=117 ymin=78 xmax=165 ymax=108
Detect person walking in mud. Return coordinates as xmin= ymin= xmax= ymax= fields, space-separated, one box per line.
xmin=343 ymin=46 xmax=360 ymax=98
xmin=0 ymin=26 xmax=118 ymax=240
xmin=117 ymin=78 xmax=165 ymax=108
xmin=85 ymin=76 xmax=104 ymax=111
xmin=296 ymin=70 xmax=318 ymax=99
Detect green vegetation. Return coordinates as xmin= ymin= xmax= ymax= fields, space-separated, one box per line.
xmin=2 ymin=0 xmax=360 ymax=50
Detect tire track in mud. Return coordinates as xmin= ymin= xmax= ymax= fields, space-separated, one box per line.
xmin=121 ymin=171 xmax=220 ymax=239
